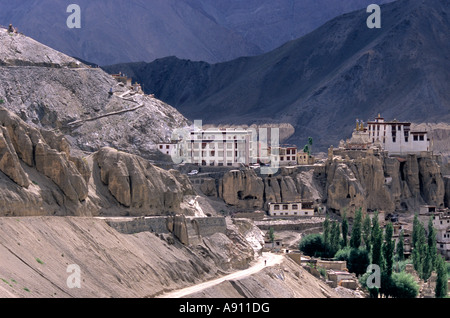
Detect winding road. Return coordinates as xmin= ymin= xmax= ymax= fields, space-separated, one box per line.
xmin=158 ymin=252 xmax=284 ymax=298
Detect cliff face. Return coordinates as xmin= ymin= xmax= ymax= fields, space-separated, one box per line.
xmin=212 ymin=152 xmax=446 ymax=217
xmin=0 ymin=107 xmax=196 ymax=217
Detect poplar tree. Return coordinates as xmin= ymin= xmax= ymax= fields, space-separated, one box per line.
xmin=350 ymin=208 xmax=362 ymax=249
xmin=371 ymin=211 xmax=383 ymax=268
xmin=341 ymin=211 xmax=348 ymax=248
xmin=435 ymin=255 xmax=448 ymax=298
xmin=331 ymin=221 xmax=341 ymax=256
xmin=383 ymin=222 xmax=395 ymax=276
xmin=396 ymin=230 xmax=404 ymax=262
xmin=362 ymin=214 xmax=372 ymax=252
xmin=427 ymin=217 xmax=437 ymax=268
xmin=323 ymin=215 xmax=331 ymax=252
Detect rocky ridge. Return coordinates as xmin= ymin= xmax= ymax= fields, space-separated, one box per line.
xmin=203 ymin=150 xmax=447 ymax=218
xmin=0 ymin=28 xmax=189 ymax=161
xmin=0 ymin=106 xmax=197 ymax=217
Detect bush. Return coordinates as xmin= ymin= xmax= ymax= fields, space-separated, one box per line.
xmin=299 ymin=234 xmax=326 ymax=257
xmin=334 ymin=246 xmax=351 ymax=262
xmin=348 ymin=248 xmax=370 ymax=276
xmin=389 ymin=272 xmax=419 ymax=298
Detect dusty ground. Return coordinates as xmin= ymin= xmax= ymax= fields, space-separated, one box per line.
xmin=0 ymin=216 xmax=362 ymax=299
xmin=0 ymin=216 xmax=250 ymax=298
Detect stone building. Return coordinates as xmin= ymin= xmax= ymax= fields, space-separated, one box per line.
xmin=432 ymin=210 xmax=450 ymax=259
xmin=366 ymin=114 xmax=430 ymax=155
xmin=268 ymin=201 xmax=315 ymax=217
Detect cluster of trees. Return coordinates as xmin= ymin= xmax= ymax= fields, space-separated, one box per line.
xmin=299 ymin=208 xmax=448 ymax=298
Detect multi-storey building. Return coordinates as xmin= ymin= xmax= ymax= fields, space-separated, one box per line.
xmin=432 ymin=210 xmax=450 ymax=260
xmin=366 ymin=114 xmax=430 ymax=155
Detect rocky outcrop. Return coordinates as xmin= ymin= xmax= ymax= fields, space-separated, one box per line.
xmin=209 ymin=152 xmax=446 ymax=217
xmin=220 ymin=169 xmax=265 ymax=210
xmin=95 ymin=147 xmax=194 ymax=214
xmin=0 ymin=107 xmax=89 ymax=203
xmin=0 ymin=107 xmax=200 ymax=217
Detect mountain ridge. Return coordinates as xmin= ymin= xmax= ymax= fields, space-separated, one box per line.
xmin=103 ymin=0 xmax=450 ymax=151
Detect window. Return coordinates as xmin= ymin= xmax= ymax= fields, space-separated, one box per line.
xmin=292 ymin=149 xmax=296 ymax=154
xmin=274 ymin=205 xmax=280 ymax=210
xmin=414 ymin=135 xmax=418 ymax=141
xmin=287 ymin=156 xmax=290 ymax=161
xmin=280 ymin=156 xmax=284 ymax=161
xmin=159 ymin=145 xmax=163 ymax=149
xmin=282 ymin=205 xmax=288 ymax=210
xmin=305 ymin=212 xmax=308 ymax=215
xmin=166 ymin=145 xmax=170 ymax=149
xmin=405 ymin=137 xmax=408 ymax=142
xmin=292 ymin=205 xmax=298 ymax=210
xmin=393 ymin=137 xmax=396 ymax=143
xmin=287 ymin=149 xmax=291 ymax=155
xmin=419 ymin=135 xmax=424 ymax=141
xmin=273 ymin=212 xmax=277 ymax=216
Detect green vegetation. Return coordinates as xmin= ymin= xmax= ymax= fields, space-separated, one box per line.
xmin=435 ymin=254 xmax=448 ymax=298
xmin=23 ymin=287 xmax=30 ymax=292
xmin=35 ymin=258 xmax=44 ymax=265
xmin=350 ymin=208 xmax=362 ymax=249
xmin=298 ymin=208 xmax=446 ymax=298
xmin=299 ymin=233 xmax=326 ymax=257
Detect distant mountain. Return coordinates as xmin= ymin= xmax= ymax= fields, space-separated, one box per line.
xmin=103 ymin=0 xmax=450 ymax=151
xmin=0 ymin=0 xmax=392 ymax=65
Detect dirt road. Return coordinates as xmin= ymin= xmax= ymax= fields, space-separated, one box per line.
xmin=157 ymin=252 xmax=284 ymax=298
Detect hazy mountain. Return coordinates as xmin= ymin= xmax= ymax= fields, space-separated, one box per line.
xmin=103 ymin=0 xmax=450 ymax=151
xmin=0 ymin=0 xmax=392 ymax=65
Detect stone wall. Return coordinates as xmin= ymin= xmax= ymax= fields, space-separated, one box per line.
xmin=105 ymin=217 xmax=169 ymax=235
xmin=105 ymin=216 xmax=227 ymax=245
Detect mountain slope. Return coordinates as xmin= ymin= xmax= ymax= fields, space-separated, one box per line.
xmin=0 ymin=27 xmax=189 ymax=160
xmin=104 ymin=0 xmax=450 ymax=151
xmin=0 ymin=0 xmax=392 ymax=65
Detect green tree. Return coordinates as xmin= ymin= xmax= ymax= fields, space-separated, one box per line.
xmin=303 ymin=145 xmax=310 ymax=156
xmin=389 ymin=272 xmax=420 ymax=298
xmin=330 ymin=221 xmax=341 ymax=256
xmin=334 ymin=246 xmax=351 ymax=262
xmin=383 ymin=222 xmax=395 ymax=276
xmin=269 ymin=227 xmax=275 ymax=244
xmin=341 ymin=211 xmax=348 ymax=248
xmin=323 ymin=215 xmax=331 ymax=251
xmin=435 ymin=255 xmax=448 ymax=298
xmin=362 ymin=214 xmax=372 ymax=252
xmin=371 ymin=211 xmax=383 ymax=268
xmin=0 ymin=99 xmax=4 ymax=104
xmin=350 ymin=208 xmax=363 ymax=249
xmin=427 ymin=217 xmax=438 ymax=268
xmin=299 ymin=234 xmax=326 ymax=257
xmin=396 ymin=230 xmax=405 ymax=262
xmin=348 ymin=248 xmax=370 ymax=276
xmin=412 ymin=219 xmax=427 ymax=279
xmin=412 ymin=213 xmax=420 ymax=249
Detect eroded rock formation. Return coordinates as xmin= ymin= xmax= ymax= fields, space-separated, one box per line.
xmin=208 ymin=151 xmax=447 ymax=217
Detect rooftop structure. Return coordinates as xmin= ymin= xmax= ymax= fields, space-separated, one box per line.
xmin=340 ymin=114 xmax=431 ymax=156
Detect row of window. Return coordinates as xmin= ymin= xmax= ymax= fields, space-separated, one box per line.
xmin=272 ymin=211 xmax=310 ymax=216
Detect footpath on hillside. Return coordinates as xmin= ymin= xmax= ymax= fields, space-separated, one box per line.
xmin=157 ymin=252 xmax=284 ymax=298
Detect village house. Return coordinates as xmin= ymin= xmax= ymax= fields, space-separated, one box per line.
xmin=268 ymin=201 xmax=315 ymax=217
xmin=432 ymin=210 xmax=450 ymax=260
xmin=270 ymin=145 xmax=298 ymax=166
